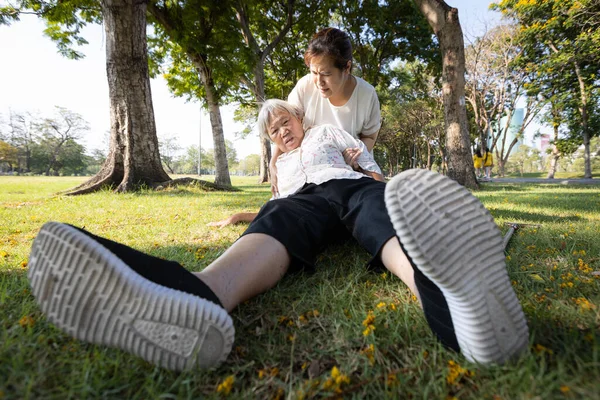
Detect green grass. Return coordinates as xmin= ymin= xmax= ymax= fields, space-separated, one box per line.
xmin=1 ymin=175 xmax=599 ymax=399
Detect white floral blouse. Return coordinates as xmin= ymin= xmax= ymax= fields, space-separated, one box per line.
xmin=274 ymin=124 xmax=382 ymax=198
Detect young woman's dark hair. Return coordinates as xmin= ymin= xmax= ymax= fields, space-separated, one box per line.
xmin=303 ymin=27 xmax=353 ymax=71
xmin=475 ymin=148 xmax=482 ymax=158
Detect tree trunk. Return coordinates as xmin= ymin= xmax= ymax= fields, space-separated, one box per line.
xmin=497 ymin=152 xmax=505 ymax=177
xmin=145 ymin=3 xmax=232 ymax=188
xmin=573 ymin=61 xmax=592 ymax=179
xmin=24 ymin=146 xmax=31 ymax=173
xmin=254 ymin=64 xmax=272 ymax=184
xmin=547 ymin=147 xmax=560 ymax=179
xmin=234 ymin=1 xmax=292 ymax=184
xmin=426 ymin=141 xmax=432 ymax=169
xmin=547 ymin=116 xmax=561 ymax=179
xmin=192 ymin=56 xmax=231 ymax=187
xmin=415 ymin=0 xmax=478 ymax=188
xmin=67 ymin=0 xmax=171 ymax=194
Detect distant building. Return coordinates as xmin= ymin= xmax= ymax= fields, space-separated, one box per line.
xmin=539 ymin=133 xmax=551 ymax=154
xmin=489 ymin=108 xmax=524 ymax=155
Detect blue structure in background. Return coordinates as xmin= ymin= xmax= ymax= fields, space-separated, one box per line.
xmin=486 ymin=108 xmax=524 ymax=156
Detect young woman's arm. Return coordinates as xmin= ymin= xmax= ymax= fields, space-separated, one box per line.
xmin=359 ymin=168 xmax=385 ymax=182
xmin=359 ymin=131 xmax=379 ymax=152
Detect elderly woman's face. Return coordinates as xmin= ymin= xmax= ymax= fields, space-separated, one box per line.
xmin=268 ymin=110 xmax=304 ymax=153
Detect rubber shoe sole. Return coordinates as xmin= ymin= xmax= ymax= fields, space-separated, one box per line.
xmin=28 ymin=222 xmax=235 ymax=371
xmin=384 ymin=169 xmax=529 ymax=364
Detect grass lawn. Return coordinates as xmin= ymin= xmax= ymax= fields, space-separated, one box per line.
xmin=501 ymin=171 xmax=600 ymax=179
xmin=1 ymin=175 xmax=599 ymax=399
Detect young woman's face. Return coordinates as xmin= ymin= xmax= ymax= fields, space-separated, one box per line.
xmin=309 ymin=55 xmax=351 ymax=101
xmin=268 ymin=110 xmax=304 ymax=153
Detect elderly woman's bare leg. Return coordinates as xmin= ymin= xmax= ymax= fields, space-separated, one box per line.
xmin=380 ymin=238 xmax=419 ymax=300
xmin=195 ymin=233 xmax=290 ymax=312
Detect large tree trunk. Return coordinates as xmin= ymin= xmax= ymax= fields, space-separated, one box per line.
xmin=415 ymin=0 xmax=478 ymax=188
xmin=67 ymin=0 xmax=171 ymax=194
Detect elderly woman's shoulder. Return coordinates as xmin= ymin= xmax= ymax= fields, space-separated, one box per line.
xmin=307 ymin=124 xmax=341 ymax=135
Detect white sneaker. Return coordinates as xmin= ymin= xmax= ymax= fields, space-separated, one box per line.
xmin=28 ymin=222 xmax=235 ymax=371
xmin=385 ymin=169 xmax=529 ymax=364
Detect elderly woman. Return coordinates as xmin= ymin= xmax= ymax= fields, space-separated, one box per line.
xmin=27 ymin=100 xmax=528 ymax=372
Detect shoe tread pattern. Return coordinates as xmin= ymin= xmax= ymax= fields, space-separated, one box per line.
xmin=28 ymin=222 xmax=234 ymax=371
xmin=385 ymin=169 xmax=528 ymax=364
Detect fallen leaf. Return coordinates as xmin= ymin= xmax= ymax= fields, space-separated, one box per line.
xmin=530 ymin=274 xmax=544 ymax=282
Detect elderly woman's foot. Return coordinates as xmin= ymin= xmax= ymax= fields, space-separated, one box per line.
xmin=28 ymin=222 xmax=234 ymax=371
xmin=385 ymin=169 xmax=529 ymax=365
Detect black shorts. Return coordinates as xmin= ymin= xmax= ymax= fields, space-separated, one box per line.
xmin=242 ymin=178 xmax=397 ymax=272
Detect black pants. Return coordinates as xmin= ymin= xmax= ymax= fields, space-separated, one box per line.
xmin=242 ymin=178 xmax=397 ymax=271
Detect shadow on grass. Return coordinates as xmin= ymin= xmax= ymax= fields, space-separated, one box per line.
xmin=140 ymin=185 xmax=269 ymax=205
xmin=489 ymin=209 xmax=584 ymax=224
xmin=478 ymin=184 xmax=533 ymax=192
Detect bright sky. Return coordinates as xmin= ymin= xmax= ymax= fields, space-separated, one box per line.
xmin=0 ymin=1 xmax=504 ymax=159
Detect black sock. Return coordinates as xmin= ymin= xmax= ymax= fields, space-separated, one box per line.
xmin=413 ymin=268 xmax=459 ymax=351
xmin=69 ymin=225 xmax=225 ymax=309
xmin=396 ymin=239 xmax=459 ymax=351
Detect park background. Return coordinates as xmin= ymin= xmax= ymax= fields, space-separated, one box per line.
xmin=0 ymin=0 xmax=599 ymax=398
xmin=3 ymin=0 xmax=597 ymax=179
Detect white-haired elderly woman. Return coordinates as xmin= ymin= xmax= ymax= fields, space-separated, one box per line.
xmin=27 ymin=99 xmax=529 ymax=372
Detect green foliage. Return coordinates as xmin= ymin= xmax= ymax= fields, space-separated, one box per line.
xmin=568 ymin=137 xmax=600 ymax=173
xmin=29 ymin=138 xmax=87 ymax=175
xmin=375 ymin=61 xmax=444 ymax=175
xmin=0 ymin=4 xmax=19 ymax=25
xmin=333 ymin=0 xmax=439 ymax=89
xmin=237 ymin=0 xmax=331 ymax=99
xmin=1 ymin=0 xmax=102 ymax=59
xmin=224 ymin=138 xmax=238 ymax=166
xmin=492 ymin=0 xmax=600 ymax=140
xmin=554 ymin=137 xmax=583 ymax=156
xmin=505 ymin=144 xmax=542 ymax=176
xmin=1 ymin=107 xmax=91 ymax=175
xmin=0 ymin=140 xmax=19 ymax=171
xmin=238 ymin=153 xmax=260 ymax=175
xmin=147 ymin=0 xmax=249 ymax=105
xmin=158 ymin=134 xmax=183 ymax=174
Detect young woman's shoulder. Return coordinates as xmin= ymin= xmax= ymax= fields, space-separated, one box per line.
xmin=294 ymin=74 xmax=313 ymax=91
xmin=355 ymin=76 xmax=377 ymax=95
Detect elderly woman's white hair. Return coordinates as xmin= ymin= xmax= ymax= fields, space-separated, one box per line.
xmin=257 ymin=99 xmax=304 ymax=140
